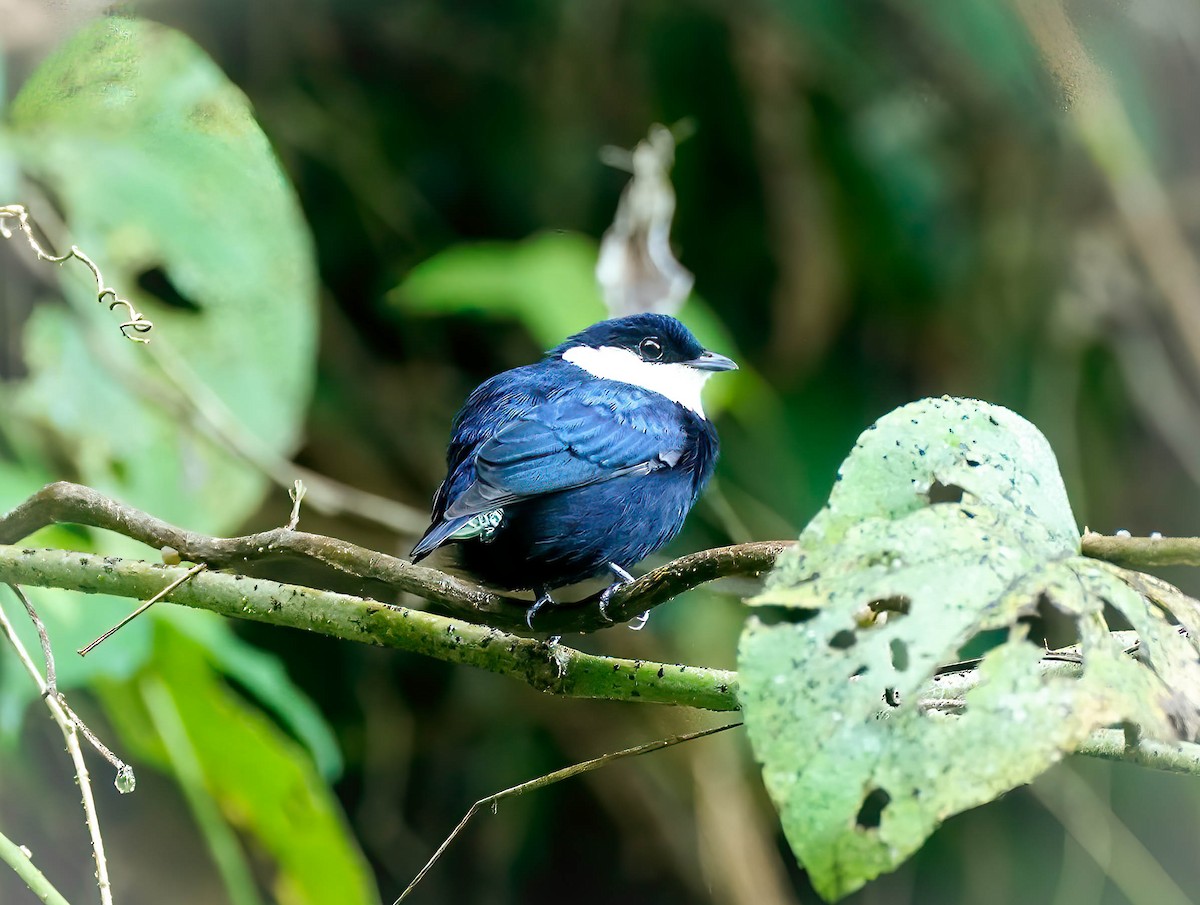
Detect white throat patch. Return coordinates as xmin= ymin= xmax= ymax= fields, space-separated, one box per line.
xmin=562 ymin=345 xmax=711 ymax=418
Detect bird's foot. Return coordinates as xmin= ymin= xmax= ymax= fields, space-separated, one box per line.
xmin=598 ymin=563 xmax=636 ymax=622
xmin=526 ymin=588 xmax=555 ymax=630
xmin=627 ymin=611 xmax=650 ymax=631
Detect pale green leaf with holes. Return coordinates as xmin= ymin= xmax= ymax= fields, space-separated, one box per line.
xmin=738 ymin=397 xmax=1200 ymax=901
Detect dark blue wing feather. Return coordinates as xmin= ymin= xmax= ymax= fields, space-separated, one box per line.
xmin=443 ymin=388 xmax=686 ymax=520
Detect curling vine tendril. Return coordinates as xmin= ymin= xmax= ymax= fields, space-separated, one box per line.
xmin=0 ymin=204 xmax=154 ymax=342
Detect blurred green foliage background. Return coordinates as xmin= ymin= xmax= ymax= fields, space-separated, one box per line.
xmin=3 ymin=1 xmax=1200 ymax=903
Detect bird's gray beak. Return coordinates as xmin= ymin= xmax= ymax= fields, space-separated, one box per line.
xmin=689 ymin=350 xmax=738 ymax=372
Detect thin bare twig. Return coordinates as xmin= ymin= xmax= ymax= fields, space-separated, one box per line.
xmin=0 ymin=546 xmax=741 ymax=711
xmin=393 ymin=722 xmax=740 ymax=904
xmin=286 ymin=480 xmax=307 ymax=531
xmin=2 ymin=484 xmax=1197 ymax=634
xmin=0 ymin=588 xmax=116 ymax=905
xmin=6 ymin=585 xmax=135 ymax=786
xmin=135 ymin=338 xmax=430 ymax=535
xmin=11 ymin=582 xmax=57 ymax=692
xmin=1081 ymin=531 xmax=1200 ymax=568
xmin=0 ymin=203 xmax=153 ymax=342
xmin=78 ymin=562 xmax=208 ymax=656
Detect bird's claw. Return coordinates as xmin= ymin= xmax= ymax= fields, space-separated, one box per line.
xmin=598 ymin=563 xmax=636 ymax=622
xmin=598 ymin=585 xmax=620 ymax=622
xmin=526 ymin=588 xmax=555 ymax=629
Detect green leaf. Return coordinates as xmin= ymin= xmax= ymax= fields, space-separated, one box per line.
xmin=5 ymin=15 xmax=318 ymax=534
xmin=390 ymin=230 xmax=608 ymax=346
xmin=167 ymin=606 xmax=344 ymax=779
xmin=738 ymin=396 xmax=1200 ymax=901
xmin=103 ymin=627 xmax=377 ymax=905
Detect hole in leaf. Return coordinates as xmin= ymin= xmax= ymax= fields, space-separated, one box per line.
xmin=957 ymin=627 xmax=1006 ymax=661
xmin=137 ymin=266 xmax=201 ymax=313
xmin=1018 ymin=593 xmax=1079 ymax=650
xmin=869 ymin=596 xmax=911 ymax=616
xmin=753 ymin=606 xmax=818 ymax=627
xmin=829 ymin=629 xmax=857 ymax=650
xmin=1101 ymin=600 xmax=1133 ymax=633
xmin=928 ymin=481 xmax=964 ymax=504
xmin=890 ymin=638 xmax=910 ymax=671
xmin=856 ymin=787 xmax=891 ymax=829
xmin=26 ymin=178 xmax=69 ymax=241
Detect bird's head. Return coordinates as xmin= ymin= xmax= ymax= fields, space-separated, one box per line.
xmin=551 ymin=313 xmax=737 ymax=418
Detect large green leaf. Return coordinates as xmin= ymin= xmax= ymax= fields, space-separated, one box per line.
xmin=5 ymin=15 xmax=317 ymax=533
xmin=101 ymin=627 xmax=378 ymax=905
xmin=0 ymin=16 xmax=322 ymax=717
xmin=739 ymin=397 xmax=1200 ymax=901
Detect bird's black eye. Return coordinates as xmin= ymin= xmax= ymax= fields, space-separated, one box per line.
xmin=639 ymin=337 xmax=664 ymax=361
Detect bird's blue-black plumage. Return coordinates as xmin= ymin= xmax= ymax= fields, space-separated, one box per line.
xmin=411 ymin=314 xmax=731 ymax=596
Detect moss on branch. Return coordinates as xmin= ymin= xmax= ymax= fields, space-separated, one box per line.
xmin=0 ymin=544 xmax=738 ymax=711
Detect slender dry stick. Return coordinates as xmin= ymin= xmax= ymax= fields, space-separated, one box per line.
xmin=0 ymin=826 xmax=73 ymax=905
xmin=393 ymin=722 xmax=740 ymax=904
xmin=78 ymin=562 xmax=208 ymax=656
xmin=12 ymin=582 xmax=57 ymax=692
xmin=0 ymin=591 xmax=114 ymax=905
xmin=8 ymin=484 xmax=1185 ymax=631
xmin=1031 ymin=765 xmax=1193 ymax=905
xmin=131 ymin=333 xmax=428 ymax=535
xmin=285 ymin=480 xmax=307 ymax=531
xmin=4 ymin=545 xmax=1200 ymax=773
xmin=1081 ymin=531 xmax=1200 ymax=569
xmin=6 ymin=585 xmax=136 ymax=786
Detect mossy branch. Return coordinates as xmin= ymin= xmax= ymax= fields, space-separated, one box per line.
xmin=0 ymin=544 xmax=739 ymax=711
xmin=0 ymin=482 xmax=787 ymax=633
xmin=1080 ymin=530 xmax=1200 ymax=568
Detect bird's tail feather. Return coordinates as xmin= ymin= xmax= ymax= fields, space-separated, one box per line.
xmin=411 ymin=509 xmax=505 ymax=562
xmin=410 ymin=518 xmax=467 ymax=561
